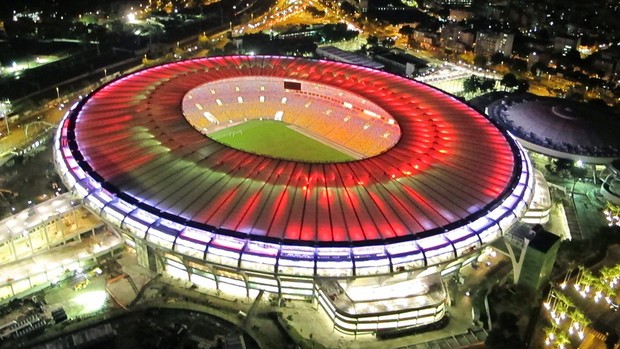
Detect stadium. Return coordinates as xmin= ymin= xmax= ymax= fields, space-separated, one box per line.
xmin=485 ymin=94 xmax=620 ymax=164
xmin=485 ymin=93 xmax=620 ymax=207
xmin=54 ymin=56 xmax=534 ymax=334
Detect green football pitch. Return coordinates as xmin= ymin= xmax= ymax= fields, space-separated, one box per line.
xmin=208 ymin=120 xmax=354 ymax=162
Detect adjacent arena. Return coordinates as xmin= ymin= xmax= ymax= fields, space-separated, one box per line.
xmin=486 ymin=94 xmax=620 ymax=164
xmin=54 ymin=56 xmax=534 ymax=334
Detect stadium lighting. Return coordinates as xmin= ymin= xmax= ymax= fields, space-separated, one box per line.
xmin=74 ymin=291 xmax=108 ymax=314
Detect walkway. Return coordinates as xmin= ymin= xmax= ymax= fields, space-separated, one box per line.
xmin=395 ymin=327 xmax=488 ymax=349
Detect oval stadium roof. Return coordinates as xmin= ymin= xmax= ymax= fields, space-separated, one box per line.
xmin=60 ymin=56 xmax=526 ymax=247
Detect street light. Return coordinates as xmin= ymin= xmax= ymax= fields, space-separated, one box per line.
xmin=0 ymin=100 xmax=10 ymax=135
xmin=56 ymin=86 xmax=60 ymax=101
xmin=1 ymin=112 xmax=7 ymax=135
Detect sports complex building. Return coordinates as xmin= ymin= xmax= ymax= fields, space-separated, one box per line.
xmin=54 ymin=56 xmax=535 ymax=334
xmin=486 ymin=94 xmax=620 ymax=205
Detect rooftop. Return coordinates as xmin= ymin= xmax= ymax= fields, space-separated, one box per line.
xmin=62 ymin=56 xmax=522 ymax=246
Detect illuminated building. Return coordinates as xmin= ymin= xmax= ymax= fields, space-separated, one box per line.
xmin=428 ymin=0 xmax=473 ymax=6
xmin=0 ymin=194 xmax=123 ymax=301
xmin=553 ymin=35 xmax=581 ymax=55
xmin=474 ymin=31 xmax=514 ymax=57
xmin=485 ymin=94 xmax=620 ymax=163
xmin=486 ymin=94 xmax=620 ymax=217
xmin=54 ymin=56 xmax=534 ymax=334
xmin=503 ymin=225 xmax=561 ymax=292
xmin=315 ymin=46 xmax=385 ymax=70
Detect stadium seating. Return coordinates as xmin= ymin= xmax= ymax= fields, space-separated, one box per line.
xmin=181 ymin=78 xmax=400 ymax=157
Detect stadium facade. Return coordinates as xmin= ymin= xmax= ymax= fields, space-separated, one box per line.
xmin=54 ymin=56 xmax=534 ymax=334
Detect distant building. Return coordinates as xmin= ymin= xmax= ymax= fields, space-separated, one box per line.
xmin=433 ymin=0 xmax=473 ymax=6
xmin=315 ymin=46 xmax=385 ymax=70
xmin=441 ymin=24 xmax=464 ymax=52
xmin=278 ymin=25 xmax=323 ymax=39
xmin=553 ymin=35 xmax=581 ymax=55
xmin=474 ymin=31 xmax=514 ymax=57
xmin=519 ymin=36 xmax=552 ymax=53
xmin=412 ymin=29 xmax=439 ymax=49
xmin=458 ymin=30 xmax=476 ymax=48
xmin=448 ymin=8 xmax=474 ymax=21
xmin=358 ymin=0 xmax=369 ymax=12
xmin=527 ymin=51 xmax=545 ymax=70
xmin=485 ymin=4 xmax=506 ymax=21
xmin=441 ymin=24 xmax=475 ymax=51
xmin=374 ymin=49 xmax=431 ymax=77
xmin=592 ymin=48 xmax=620 ymax=83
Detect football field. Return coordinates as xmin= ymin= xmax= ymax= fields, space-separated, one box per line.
xmin=208 ymin=120 xmax=354 ymax=162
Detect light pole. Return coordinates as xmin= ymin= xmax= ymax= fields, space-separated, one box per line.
xmin=0 ymin=100 xmax=10 ymax=135
xmin=1 ymin=111 xmax=7 ymax=136
xmin=56 ymin=86 xmax=60 ymax=102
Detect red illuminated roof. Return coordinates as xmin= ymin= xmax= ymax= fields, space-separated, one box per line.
xmin=69 ymin=56 xmax=518 ymax=244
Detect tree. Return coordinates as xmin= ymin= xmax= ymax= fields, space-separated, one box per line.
xmin=399 ymin=25 xmax=414 ymax=36
xmin=515 ymin=79 xmax=529 ymax=93
xmin=367 ymin=35 xmax=379 ymax=47
xmin=382 ymin=37 xmax=395 ymax=48
xmin=510 ymin=59 xmax=528 ymax=73
xmin=484 ymin=311 xmax=522 ymax=349
xmin=306 ymin=6 xmax=325 ymax=18
xmin=222 ymin=42 xmax=236 ymax=54
xmin=554 ymin=158 xmax=574 ymax=171
xmin=480 ymin=78 xmax=496 ymax=92
xmin=561 ymin=49 xmax=582 ymax=67
xmin=566 ymin=89 xmax=584 ymax=101
xmin=463 ymin=75 xmax=481 ymax=93
xmin=473 ymin=54 xmax=488 ymax=67
xmin=530 ymin=61 xmax=547 ymax=76
xmin=320 ymin=23 xmax=358 ymax=42
xmin=571 ymin=166 xmax=588 ymax=179
xmin=606 ymin=333 xmax=619 ymax=349
xmin=340 ymin=1 xmax=357 ymax=15
xmin=588 ymin=98 xmax=608 ymax=107
xmin=501 ymin=73 xmax=518 ymax=89
xmin=282 ymin=37 xmax=317 ymax=56
xmin=490 ymin=52 xmax=505 ymax=66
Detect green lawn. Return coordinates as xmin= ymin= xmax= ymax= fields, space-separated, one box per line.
xmin=208 ymin=120 xmax=353 ymax=162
